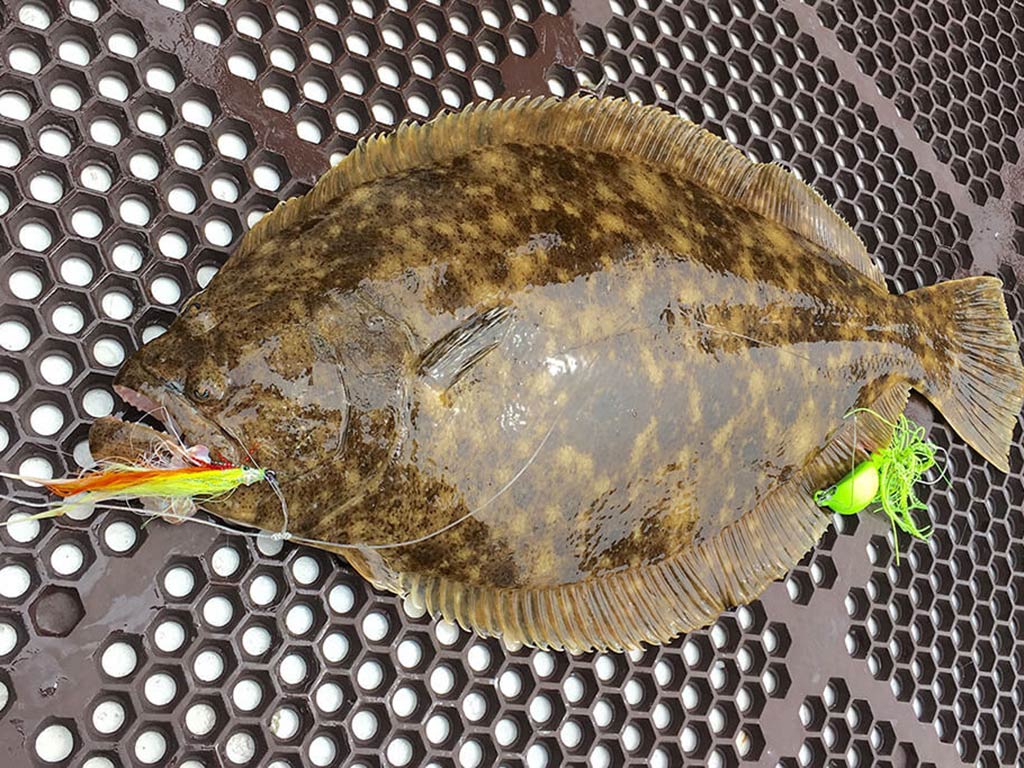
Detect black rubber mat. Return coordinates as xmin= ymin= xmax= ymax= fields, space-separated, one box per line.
xmin=1 ymin=0 xmax=1022 ymax=766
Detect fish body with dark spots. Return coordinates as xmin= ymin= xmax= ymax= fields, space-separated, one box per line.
xmin=91 ymin=98 xmax=1024 ymax=652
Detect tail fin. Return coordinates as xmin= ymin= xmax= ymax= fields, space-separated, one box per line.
xmin=912 ymin=276 xmax=1024 ymax=472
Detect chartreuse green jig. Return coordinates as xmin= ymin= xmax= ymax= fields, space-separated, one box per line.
xmin=814 ymin=409 xmax=944 ymax=561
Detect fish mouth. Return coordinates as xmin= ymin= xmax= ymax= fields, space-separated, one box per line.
xmin=111 ymin=381 xmax=242 ymax=466
xmin=113 ymin=384 xmax=163 ymax=419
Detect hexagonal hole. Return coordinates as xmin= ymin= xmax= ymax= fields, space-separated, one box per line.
xmin=29 ymin=585 xmax=84 ymax=637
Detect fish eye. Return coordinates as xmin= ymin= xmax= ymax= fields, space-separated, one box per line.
xmin=192 ymin=385 xmax=211 ymax=401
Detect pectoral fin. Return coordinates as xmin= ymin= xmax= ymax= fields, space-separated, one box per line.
xmin=418 ymin=306 xmax=515 ymax=391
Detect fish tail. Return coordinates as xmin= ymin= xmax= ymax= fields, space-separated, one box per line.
xmin=911 ymin=276 xmax=1024 ymax=472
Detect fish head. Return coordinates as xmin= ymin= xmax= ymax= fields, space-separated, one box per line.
xmin=89 ymin=288 xmax=415 ymax=534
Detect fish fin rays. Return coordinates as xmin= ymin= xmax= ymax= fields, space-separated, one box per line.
xmin=232 ymin=97 xmax=882 ymax=288
xmin=736 ymin=163 xmax=886 ymax=287
xmin=418 ymin=305 xmax=516 ymax=392
xmin=232 ymin=98 xmax=543 ymax=262
xmin=808 ymin=380 xmax=911 ymax=488
xmin=339 ymin=384 xmax=911 ymax=652
xmin=911 ymin=276 xmax=1024 ymax=472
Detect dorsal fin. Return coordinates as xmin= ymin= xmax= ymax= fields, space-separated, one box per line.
xmin=236 ymin=97 xmax=884 ymax=286
xmin=739 ymin=163 xmax=884 ymax=284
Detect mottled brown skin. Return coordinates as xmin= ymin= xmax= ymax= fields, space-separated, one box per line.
xmin=99 ymin=143 xmax=944 ymax=593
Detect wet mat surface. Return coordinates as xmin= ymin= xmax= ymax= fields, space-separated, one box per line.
xmin=1 ymin=0 xmax=1023 ymax=766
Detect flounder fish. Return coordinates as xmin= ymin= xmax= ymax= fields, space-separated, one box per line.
xmin=91 ymin=98 xmax=1024 ymax=652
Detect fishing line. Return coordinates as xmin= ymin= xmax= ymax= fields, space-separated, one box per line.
xmin=345 ymin=405 xmax=563 ymax=551
xmin=2 ymin=402 xmax=567 ymax=554
xmin=4 ymin=369 xmax=570 ymax=553
xmin=686 ymin=316 xmax=815 ymax=363
xmin=1 ymin=494 xmax=82 ymax=510
xmin=195 ymin=402 xmax=565 ymax=552
xmin=218 ymin=420 xmax=292 ymax=540
xmin=3 ymin=314 xmax=810 ymax=549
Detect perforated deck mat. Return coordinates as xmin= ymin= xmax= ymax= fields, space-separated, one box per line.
xmin=1 ymin=0 xmax=1022 ymax=766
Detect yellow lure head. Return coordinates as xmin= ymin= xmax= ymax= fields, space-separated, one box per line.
xmin=814 ymin=458 xmax=880 ymax=516
xmin=814 ymin=414 xmax=938 ymax=543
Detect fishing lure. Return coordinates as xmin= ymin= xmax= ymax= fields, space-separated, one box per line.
xmin=814 ymin=411 xmax=941 ymax=552
xmin=1 ymin=456 xmax=267 ymax=525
